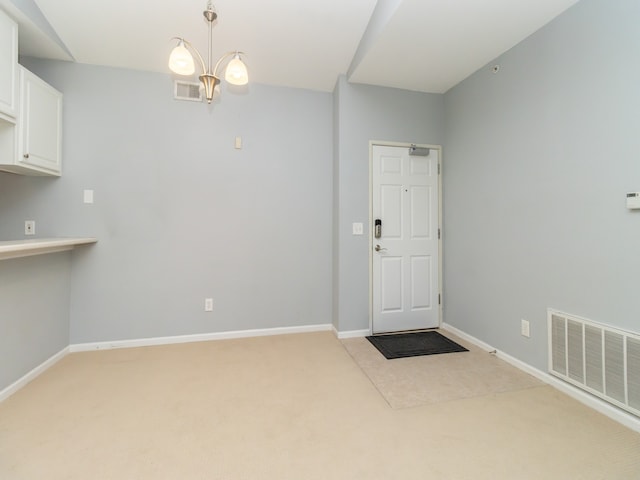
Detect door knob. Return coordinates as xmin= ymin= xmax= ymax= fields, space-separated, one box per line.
xmin=375 ymin=244 xmax=387 ymax=252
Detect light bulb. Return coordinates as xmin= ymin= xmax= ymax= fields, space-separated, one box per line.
xmin=225 ymin=54 xmax=248 ymax=86
xmin=169 ymin=41 xmax=195 ymax=75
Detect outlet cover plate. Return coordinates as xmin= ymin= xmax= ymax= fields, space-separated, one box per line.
xmin=24 ymin=220 xmax=35 ymax=235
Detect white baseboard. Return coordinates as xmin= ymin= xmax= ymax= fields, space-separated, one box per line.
xmin=441 ymin=323 xmax=494 ymax=351
xmin=441 ymin=322 xmax=640 ymax=433
xmin=69 ymin=323 xmax=334 ymax=352
xmin=0 ymin=346 xmax=69 ymax=403
xmin=10 ymin=322 xmax=639 ymax=433
xmin=1 ymin=325 xmax=335 ymax=403
xmin=332 ymin=326 xmax=370 ymax=339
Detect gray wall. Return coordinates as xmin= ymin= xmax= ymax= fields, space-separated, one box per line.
xmin=443 ymin=0 xmax=640 ymax=370
xmin=333 ymin=76 xmax=444 ymax=332
xmin=5 ymin=0 xmax=636 ymax=392
xmin=0 ymin=253 xmax=71 ymax=388
xmin=1 ymin=59 xmax=333 ymax=345
xmin=331 ymin=79 xmax=341 ymax=331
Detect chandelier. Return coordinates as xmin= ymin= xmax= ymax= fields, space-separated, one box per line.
xmin=168 ymin=1 xmax=248 ymax=103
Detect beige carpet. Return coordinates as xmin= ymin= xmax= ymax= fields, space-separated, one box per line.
xmin=342 ymin=330 xmax=544 ymax=409
xmin=1 ymin=331 xmax=640 ymax=479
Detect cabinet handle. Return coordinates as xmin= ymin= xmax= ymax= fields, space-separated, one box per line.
xmin=23 ymin=153 xmax=29 ymax=159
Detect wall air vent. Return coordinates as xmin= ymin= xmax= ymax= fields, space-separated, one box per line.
xmin=174 ymin=81 xmax=202 ymax=102
xmin=548 ymin=309 xmax=640 ymax=418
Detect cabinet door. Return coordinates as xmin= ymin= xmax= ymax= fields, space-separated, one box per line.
xmin=18 ymin=67 xmax=63 ymax=175
xmin=0 ymin=10 xmax=18 ymax=119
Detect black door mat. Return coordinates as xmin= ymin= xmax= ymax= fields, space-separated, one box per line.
xmin=366 ymin=330 xmax=468 ymax=359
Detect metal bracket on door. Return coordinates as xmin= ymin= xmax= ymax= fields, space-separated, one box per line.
xmin=374 ymin=219 xmax=382 ymax=239
xmin=409 ymin=144 xmax=430 ymax=156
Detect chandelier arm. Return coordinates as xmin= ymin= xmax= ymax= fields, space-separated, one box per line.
xmin=213 ymin=51 xmax=246 ymax=77
xmin=173 ymin=37 xmax=207 ymax=75
xmin=207 ymin=11 xmax=213 ymax=74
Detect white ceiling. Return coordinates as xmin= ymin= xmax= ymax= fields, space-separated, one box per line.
xmin=4 ymin=0 xmax=579 ymax=93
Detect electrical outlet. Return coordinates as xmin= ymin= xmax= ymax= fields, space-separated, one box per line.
xmin=521 ymin=319 xmax=530 ymax=338
xmin=204 ymin=298 xmax=213 ymax=312
xmin=24 ymin=220 xmax=35 ymax=236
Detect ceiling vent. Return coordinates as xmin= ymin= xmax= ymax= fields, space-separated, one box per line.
xmin=174 ymin=80 xmax=202 ymax=102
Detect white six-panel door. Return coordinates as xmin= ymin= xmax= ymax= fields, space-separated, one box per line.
xmin=372 ymin=144 xmax=440 ymax=334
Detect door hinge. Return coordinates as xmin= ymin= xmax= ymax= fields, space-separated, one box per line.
xmin=438 ymin=294 xmax=441 ymax=305
xmin=438 ymin=163 xmax=441 ymax=175
xmin=438 ymin=228 xmax=441 ymax=240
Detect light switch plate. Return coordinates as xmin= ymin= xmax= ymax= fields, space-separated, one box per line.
xmin=83 ymin=189 xmax=94 ymax=204
xmin=352 ymin=223 xmax=364 ymax=235
xmin=521 ymin=319 xmax=530 ymax=338
xmin=205 ymin=298 xmax=213 ymax=312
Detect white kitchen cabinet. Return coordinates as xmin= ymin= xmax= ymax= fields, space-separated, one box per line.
xmin=0 ymin=67 xmax=63 ymax=176
xmin=0 ymin=11 xmax=63 ymax=177
xmin=15 ymin=66 xmax=63 ymax=175
xmin=0 ymin=8 xmax=18 ymax=120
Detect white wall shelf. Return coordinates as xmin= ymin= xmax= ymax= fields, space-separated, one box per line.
xmin=0 ymin=237 xmax=97 ymax=261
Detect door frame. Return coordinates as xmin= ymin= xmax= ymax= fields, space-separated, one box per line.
xmin=368 ymin=140 xmax=443 ymax=334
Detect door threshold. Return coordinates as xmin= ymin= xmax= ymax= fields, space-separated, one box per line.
xmin=370 ymin=327 xmax=440 ymax=336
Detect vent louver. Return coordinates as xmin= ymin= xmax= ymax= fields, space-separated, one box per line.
xmin=548 ymin=309 xmax=640 ymax=417
xmin=174 ymin=81 xmax=202 ymax=102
